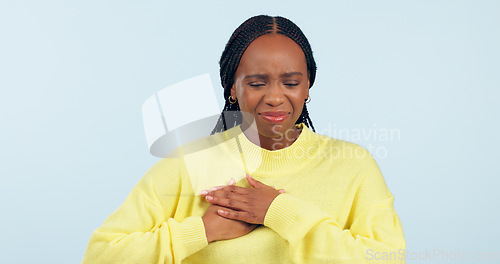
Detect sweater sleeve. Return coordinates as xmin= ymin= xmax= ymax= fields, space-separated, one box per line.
xmin=263 ymin=152 xmax=406 ymax=264
xmin=82 ymin=158 xmax=208 ymax=264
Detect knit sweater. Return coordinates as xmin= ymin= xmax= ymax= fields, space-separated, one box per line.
xmin=82 ymin=123 xmax=406 ymax=264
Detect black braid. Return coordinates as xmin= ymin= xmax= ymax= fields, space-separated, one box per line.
xmin=300 ymin=103 xmax=315 ymax=132
xmin=211 ymin=15 xmax=317 ymax=135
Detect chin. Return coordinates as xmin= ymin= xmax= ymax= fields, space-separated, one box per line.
xmin=257 ymin=122 xmax=294 ymax=138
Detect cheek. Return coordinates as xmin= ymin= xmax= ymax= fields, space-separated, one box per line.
xmin=294 ymin=102 xmax=304 ymax=117
xmin=291 ymin=88 xmax=308 ymax=103
xmin=292 ymin=89 xmax=308 ymax=113
xmin=238 ymin=90 xmax=259 ymax=109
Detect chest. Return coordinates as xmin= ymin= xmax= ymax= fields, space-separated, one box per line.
xmin=183 ymin=225 xmax=292 ymax=264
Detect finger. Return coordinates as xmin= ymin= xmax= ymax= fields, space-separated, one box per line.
xmin=207 ymin=185 xmax=250 ymax=197
xmin=205 ymin=189 xmax=249 ymax=211
xmin=200 ymin=182 xmax=234 ymax=196
xmin=278 ymin=189 xmax=286 ymax=194
xmin=246 ymin=174 xmax=263 ymax=189
xmin=205 ymin=195 xmax=246 ymax=211
xmin=200 ymin=186 xmax=223 ymax=196
xmin=201 ymin=177 xmax=238 ymax=196
xmin=217 ymin=208 xmax=260 ymax=224
xmin=210 ymin=185 xmax=226 ymax=191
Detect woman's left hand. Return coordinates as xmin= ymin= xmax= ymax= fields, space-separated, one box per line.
xmin=200 ymin=174 xmax=285 ymax=225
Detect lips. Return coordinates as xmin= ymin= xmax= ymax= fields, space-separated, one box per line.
xmin=259 ymin=111 xmax=290 ymax=123
xmin=260 ymin=111 xmax=289 ymax=117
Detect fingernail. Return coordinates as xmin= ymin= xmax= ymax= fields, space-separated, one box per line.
xmin=218 ymin=209 xmax=227 ymax=214
xmin=246 ymin=174 xmax=253 ymax=179
xmin=210 ymin=187 xmax=217 ymax=191
xmin=229 ymin=178 xmax=235 ymax=185
xmin=206 ymin=196 xmax=213 ymax=201
xmin=200 ymin=190 xmax=208 ymax=195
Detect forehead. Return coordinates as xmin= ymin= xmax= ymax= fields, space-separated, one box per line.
xmin=237 ymin=34 xmax=307 ymax=74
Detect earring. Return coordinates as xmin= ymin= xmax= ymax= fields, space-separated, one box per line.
xmin=305 ymin=96 xmax=311 ymax=104
xmin=228 ymin=95 xmax=237 ymax=104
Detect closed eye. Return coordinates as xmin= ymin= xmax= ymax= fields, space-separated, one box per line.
xmin=248 ymin=83 xmax=264 ymax=87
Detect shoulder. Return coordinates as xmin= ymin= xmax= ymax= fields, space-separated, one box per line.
xmin=139 ymin=157 xmax=185 ymax=186
xmin=161 ymin=127 xmax=233 ymax=160
xmin=308 ymin=128 xmax=374 ymax=164
xmin=317 ymin=134 xmax=392 ymax=200
xmin=144 ymin=127 xmax=240 ymax=192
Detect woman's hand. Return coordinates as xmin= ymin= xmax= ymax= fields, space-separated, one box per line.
xmin=200 ymin=174 xmax=285 ymax=225
xmin=201 ymin=204 xmax=259 ymax=243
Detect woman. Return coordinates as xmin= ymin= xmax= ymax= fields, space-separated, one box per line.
xmin=83 ymin=15 xmax=406 ymax=263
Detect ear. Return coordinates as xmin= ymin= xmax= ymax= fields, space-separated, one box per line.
xmin=230 ymin=84 xmax=236 ymax=99
xmin=305 ymin=80 xmax=310 ymax=100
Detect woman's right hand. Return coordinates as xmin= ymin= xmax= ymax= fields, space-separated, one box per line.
xmin=202 ymin=204 xmax=259 ymax=243
xmin=201 ymin=177 xmax=259 ymax=242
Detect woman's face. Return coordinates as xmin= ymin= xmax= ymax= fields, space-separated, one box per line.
xmin=231 ymin=33 xmax=310 ymax=139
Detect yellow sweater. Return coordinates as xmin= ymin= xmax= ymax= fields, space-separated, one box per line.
xmin=82 ymin=123 xmax=406 ymax=263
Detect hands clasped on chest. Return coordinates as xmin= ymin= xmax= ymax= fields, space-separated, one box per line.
xmin=200 ymin=174 xmax=286 ymax=243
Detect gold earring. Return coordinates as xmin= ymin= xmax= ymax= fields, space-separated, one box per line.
xmin=228 ymin=95 xmax=237 ymax=104
xmin=305 ymin=96 xmax=311 ymax=104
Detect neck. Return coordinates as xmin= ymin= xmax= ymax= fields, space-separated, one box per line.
xmin=240 ymin=121 xmax=302 ymax=151
xmin=221 ymin=121 xmax=317 ymax=176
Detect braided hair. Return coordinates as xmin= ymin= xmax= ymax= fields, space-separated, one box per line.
xmin=211 ymin=15 xmax=317 ymax=135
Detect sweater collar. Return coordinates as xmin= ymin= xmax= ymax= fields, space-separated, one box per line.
xmin=222 ymin=123 xmax=323 ymax=177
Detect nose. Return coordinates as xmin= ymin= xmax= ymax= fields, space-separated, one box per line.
xmin=263 ymin=82 xmax=285 ymax=106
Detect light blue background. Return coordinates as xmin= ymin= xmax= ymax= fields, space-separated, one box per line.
xmin=1 ymin=0 xmax=498 ymax=263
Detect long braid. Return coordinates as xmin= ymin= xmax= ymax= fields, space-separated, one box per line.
xmin=212 ymin=15 xmax=317 ymax=134
xmin=301 ymin=103 xmax=316 ymax=132
xmin=210 ymin=99 xmax=241 ymax=135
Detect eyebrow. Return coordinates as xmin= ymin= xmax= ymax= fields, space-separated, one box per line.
xmin=244 ymin=72 xmax=303 ymax=79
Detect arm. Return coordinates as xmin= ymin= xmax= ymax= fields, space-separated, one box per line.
xmin=264 ymin=194 xmax=405 ymax=263
xmin=81 ymin=158 xmax=208 ymax=264
xmin=264 ymin=153 xmax=406 ymax=264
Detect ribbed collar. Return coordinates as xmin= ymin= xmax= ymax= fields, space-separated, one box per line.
xmin=221 ymin=123 xmax=324 ymax=177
